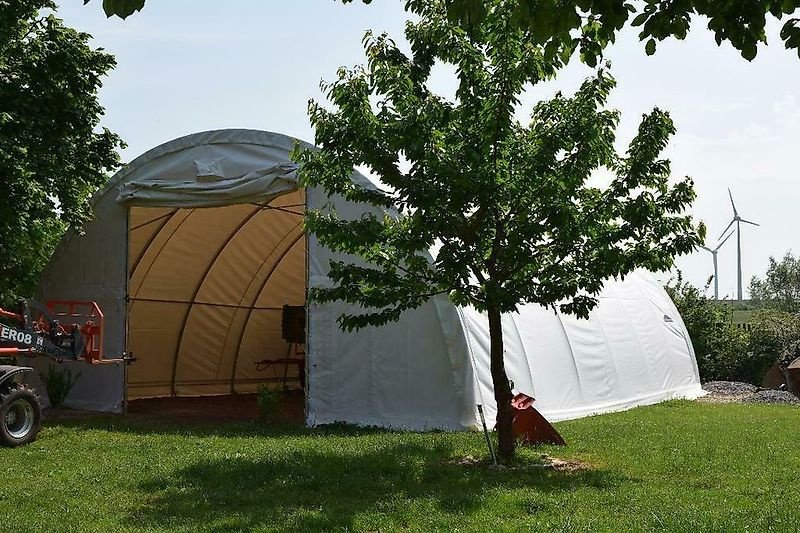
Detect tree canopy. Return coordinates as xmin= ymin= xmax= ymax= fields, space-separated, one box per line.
xmin=0 ymin=0 xmax=124 ymax=303
xmin=292 ymin=0 xmax=703 ymax=460
xmin=93 ymin=0 xmax=800 ymax=62
xmin=750 ymin=252 xmax=800 ymax=313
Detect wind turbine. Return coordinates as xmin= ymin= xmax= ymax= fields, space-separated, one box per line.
xmin=700 ymin=229 xmax=735 ymax=300
xmin=719 ymin=188 xmax=759 ymax=301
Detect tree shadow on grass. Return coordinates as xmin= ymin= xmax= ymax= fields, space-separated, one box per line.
xmin=45 ymin=413 xmax=403 ymax=440
xmin=124 ymin=440 xmax=624 ymax=532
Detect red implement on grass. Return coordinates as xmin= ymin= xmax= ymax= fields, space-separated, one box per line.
xmin=511 ymin=393 xmax=566 ymax=446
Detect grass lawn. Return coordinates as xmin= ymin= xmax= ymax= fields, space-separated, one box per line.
xmin=1 ymin=400 xmax=799 ymax=532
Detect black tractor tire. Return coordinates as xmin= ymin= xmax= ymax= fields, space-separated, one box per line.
xmin=0 ymin=383 xmax=42 ymax=447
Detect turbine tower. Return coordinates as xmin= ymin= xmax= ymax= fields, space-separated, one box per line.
xmin=700 ymin=230 xmax=734 ymax=300
xmin=719 ymin=188 xmax=759 ymax=301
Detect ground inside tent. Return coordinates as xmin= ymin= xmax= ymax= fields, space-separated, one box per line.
xmin=46 ymin=392 xmax=306 ymax=424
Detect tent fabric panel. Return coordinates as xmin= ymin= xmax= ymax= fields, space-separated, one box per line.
xmin=459 ymin=270 xmax=704 ymax=425
xmin=189 ymin=193 xmax=304 ymax=385
xmin=128 ymin=209 xmax=195 ymax=297
xmin=461 ymin=304 xmax=585 ymax=425
xmin=500 ymin=314 xmax=537 ymax=397
xmin=514 ymin=305 xmax=585 ymax=413
xmin=128 ymin=206 xmax=176 ymax=273
xmin=40 ymin=197 xmax=128 ymax=359
xmin=235 ymin=310 xmax=303 ymax=390
xmin=430 ymin=294 xmax=477 ymax=428
xmin=127 ymin=205 xmax=256 ymax=397
xmin=127 ymin=201 xmax=307 ymax=398
xmin=174 ymin=204 xmax=292 ymax=389
xmin=132 ymin=205 xmax=258 ymax=303
xmin=232 ymin=237 xmax=306 ymax=388
xmin=558 ymin=310 xmax=620 ymax=405
xmin=117 ymin=140 xmax=297 ymax=188
xmin=590 ymin=298 xmax=654 ymax=401
xmin=307 ymin=299 xmax=467 ymax=429
xmin=633 ymin=272 xmax=701 ymax=383
xmin=128 ymin=384 xmax=172 ymax=398
xmin=617 ymin=296 xmax=674 ymax=391
xmin=36 ymin=192 xmax=128 ymax=412
xmin=215 ymin=226 xmax=305 ymax=389
xmin=307 ymin=300 xmax=372 ymax=423
xmin=175 ymin=305 xmax=238 ymax=387
xmin=306 ymin=186 xmax=474 ymax=430
xmin=459 ymin=306 xmax=494 ymax=422
xmin=117 ymin=163 xmax=298 ymax=208
xmin=127 ymin=301 xmax=188 ymax=398
xmin=115 ymin=137 xmax=301 ymax=208
xmin=129 ymin=206 xmax=175 ymax=229
xmin=252 ymin=238 xmax=306 ymax=310
xmin=20 ymin=357 xmax=125 ymax=412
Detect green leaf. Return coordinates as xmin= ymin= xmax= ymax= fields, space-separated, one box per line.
xmin=645 ymin=38 xmax=657 ymax=55
xmin=741 ymin=42 xmax=758 ymax=61
xmin=85 ymin=0 xmax=145 ymax=19
xmin=631 ymin=13 xmax=649 ymax=27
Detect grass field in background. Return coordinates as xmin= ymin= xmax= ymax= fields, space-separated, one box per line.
xmin=1 ymin=401 xmax=798 ymax=532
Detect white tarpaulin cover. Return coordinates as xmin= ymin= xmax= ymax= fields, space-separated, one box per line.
xmin=38 ymin=129 xmax=703 ymax=427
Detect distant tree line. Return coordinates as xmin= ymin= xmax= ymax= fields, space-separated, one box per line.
xmin=667 ymin=252 xmax=800 ymax=386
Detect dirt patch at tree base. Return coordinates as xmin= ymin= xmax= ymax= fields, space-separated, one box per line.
xmin=447 ymin=453 xmax=592 ymax=472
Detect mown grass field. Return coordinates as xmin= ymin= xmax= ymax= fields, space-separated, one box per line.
xmin=1 ymin=400 xmax=799 ymax=532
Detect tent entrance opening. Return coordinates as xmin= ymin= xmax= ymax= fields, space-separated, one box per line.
xmin=125 ymin=190 xmax=306 ymax=399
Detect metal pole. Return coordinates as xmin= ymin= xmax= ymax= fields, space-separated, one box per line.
xmin=477 ymin=404 xmax=497 ymax=465
xmin=736 ymin=220 xmax=742 ymax=301
xmin=712 ymin=252 xmax=719 ymax=300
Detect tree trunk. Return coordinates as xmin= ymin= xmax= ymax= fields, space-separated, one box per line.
xmin=488 ymin=304 xmax=514 ymax=463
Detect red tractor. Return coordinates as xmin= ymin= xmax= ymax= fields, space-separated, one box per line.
xmin=0 ymin=300 xmax=109 ymax=447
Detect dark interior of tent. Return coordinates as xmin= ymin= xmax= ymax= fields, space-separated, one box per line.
xmin=124 ymin=189 xmax=307 ymax=413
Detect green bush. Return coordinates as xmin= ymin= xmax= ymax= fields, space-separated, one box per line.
xmin=666 ymin=274 xmax=800 ymax=385
xmin=39 ymin=364 xmax=81 ymax=408
xmin=748 ymin=308 xmax=800 ymax=372
xmin=665 ymin=274 xmax=752 ymax=383
xmin=256 ymin=385 xmax=280 ymax=422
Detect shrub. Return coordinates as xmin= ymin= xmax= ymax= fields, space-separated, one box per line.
xmin=665 ymin=274 xmax=751 ymax=383
xmin=748 ymin=308 xmax=800 ymax=372
xmin=256 ymin=385 xmax=280 ymax=422
xmin=749 ymin=252 xmax=800 ymax=313
xmin=39 ymin=364 xmax=81 ymax=408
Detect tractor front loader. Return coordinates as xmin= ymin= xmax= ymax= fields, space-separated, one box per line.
xmin=0 ymin=299 xmax=122 ymax=447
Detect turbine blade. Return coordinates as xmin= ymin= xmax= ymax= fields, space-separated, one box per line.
xmin=699 ymin=245 xmax=712 ymax=252
xmin=714 ymin=229 xmax=735 ymax=251
xmin=740 ymin=218 xmax=760 ymax=227
xmin=728 ymin=188 xmax=738 ymax=217
xmin=718 ymin=219 xmax=735 ymax=240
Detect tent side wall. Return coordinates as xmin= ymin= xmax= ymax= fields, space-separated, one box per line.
xmin=306 ymin=187 xmax=477 ymax=431
xmin=464 ymin=270 xmax=704 ymax=425
xmin=35 ymin=191 xmax=128 ymax=412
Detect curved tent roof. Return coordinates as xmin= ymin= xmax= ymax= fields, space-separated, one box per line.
xmin=36 ymin=129 xmax=703 ymax=427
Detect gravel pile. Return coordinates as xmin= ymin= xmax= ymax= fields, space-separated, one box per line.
xmin=703 ymin=381 xmax=759 ymax=395
xmin=701 ymin=381 xmax=800 ymax=405
xmin=743 ymin=389 xmax=800 ymax=405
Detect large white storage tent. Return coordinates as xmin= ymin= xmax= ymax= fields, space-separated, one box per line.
xmin=34 ymin=129 xmax=704 ymax=428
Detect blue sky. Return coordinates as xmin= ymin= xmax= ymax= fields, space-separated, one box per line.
xmin=57 ymin=1 xmax=800 ymax=297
